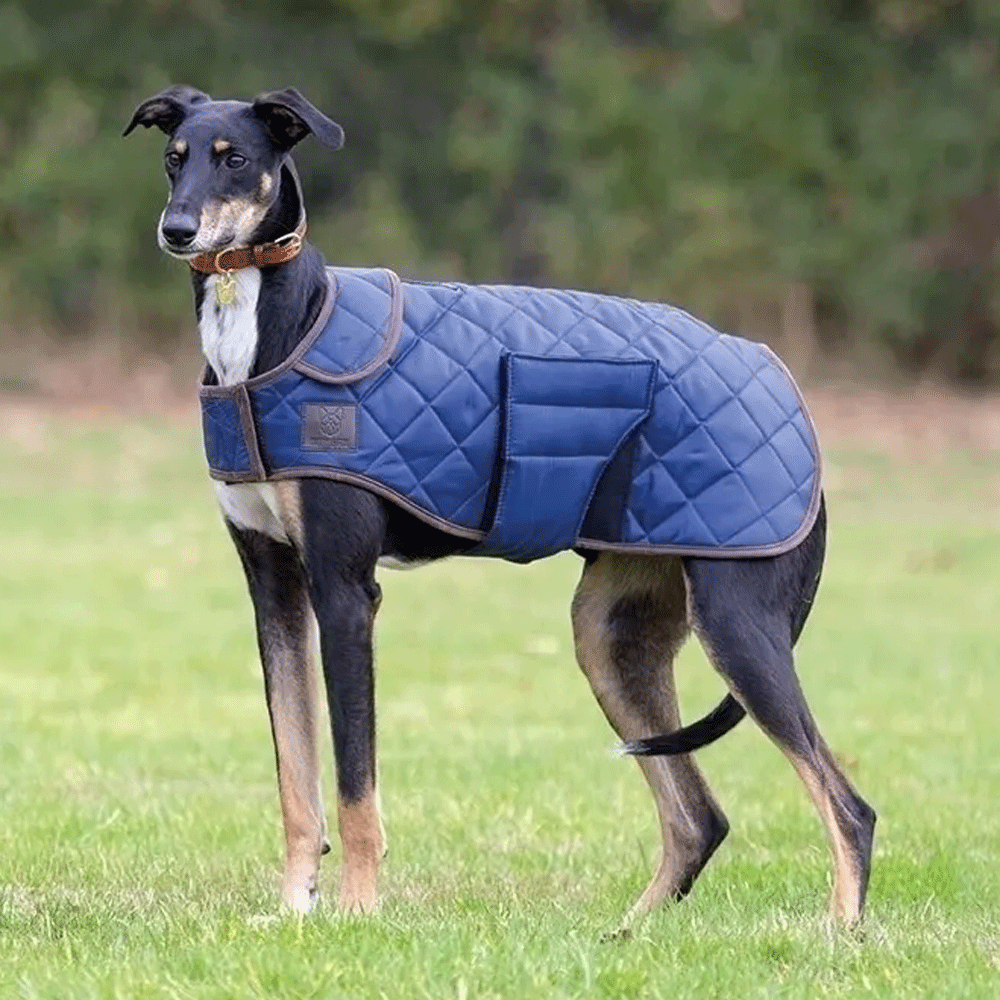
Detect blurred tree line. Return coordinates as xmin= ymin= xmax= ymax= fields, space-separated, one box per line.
xmin=2 ymin=0 xmax=1000 ymax=381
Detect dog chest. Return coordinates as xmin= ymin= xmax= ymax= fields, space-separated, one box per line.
xmin=215 ymin=481 xmax=288 ymax=543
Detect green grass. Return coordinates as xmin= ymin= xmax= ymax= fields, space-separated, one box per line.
xmin=2 ymin=404 xmax=1000 ymax=998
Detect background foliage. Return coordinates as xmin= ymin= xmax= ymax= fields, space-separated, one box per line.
xmin=2 ymin=0 xmax=1000 ymax=380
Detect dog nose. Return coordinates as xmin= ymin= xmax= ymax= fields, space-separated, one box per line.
xmin=161 ymin=215 xmax=199 ymax=248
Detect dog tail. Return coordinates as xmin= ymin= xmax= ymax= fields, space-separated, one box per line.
xmin=617 ymin=694 xmax=746 ymax=757
xmin=621 ymin=499 xmax=826 ymax=759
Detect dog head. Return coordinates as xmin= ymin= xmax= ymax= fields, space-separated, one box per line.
xmin=124 ymin=86 xmax=344 ymax=258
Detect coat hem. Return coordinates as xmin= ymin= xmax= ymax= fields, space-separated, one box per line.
xmin=206 ymin=465 xmax=822 ymax=559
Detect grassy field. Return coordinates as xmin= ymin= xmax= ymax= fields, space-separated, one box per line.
xmin=1 ymin=398 xmax=999 ymax=999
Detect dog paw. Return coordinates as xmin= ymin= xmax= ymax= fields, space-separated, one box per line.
xmin=337 ymin=892 xmax=380 ymax=915
xmin=280 ymin=879 xmax=319 ymax=916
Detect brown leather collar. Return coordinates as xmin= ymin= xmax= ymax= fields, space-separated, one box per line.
xmin=188 ymin=219 xmax=307 ymax=275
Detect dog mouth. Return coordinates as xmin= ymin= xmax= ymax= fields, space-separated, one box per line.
xmin=157 ymin=228 xmax=240 ymax=260
xmin=158 ymin=238 xmax=198 ymax=259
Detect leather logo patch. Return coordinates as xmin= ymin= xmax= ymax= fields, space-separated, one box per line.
xmin=302 ymin=404 xmax=357 ymax=451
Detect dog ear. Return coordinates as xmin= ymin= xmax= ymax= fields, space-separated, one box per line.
xmin=252 ymin=88 xmax=344 ymax=151
xmin=123 ymin=85 xmax=211 ymax=137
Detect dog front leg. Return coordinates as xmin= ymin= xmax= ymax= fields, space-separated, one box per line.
xmin=228 ymin=525 xmax=327 ymax=914
xmin=309 ymin=570 xmax=384 ymax=913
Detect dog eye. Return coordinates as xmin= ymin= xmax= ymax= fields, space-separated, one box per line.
xmin=164 ymin=151 xmax=181 ymax=170
xmin=225 ymin=152 xmax=247 ymax=169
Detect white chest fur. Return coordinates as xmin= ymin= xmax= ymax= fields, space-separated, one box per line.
xmin=200 ymin=269 xmax=262 ymax=387
xmin=215 ymin=481 xmax=288 ymax=543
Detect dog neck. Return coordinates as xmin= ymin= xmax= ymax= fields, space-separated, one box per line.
xmin=193 ymin=160 xmax=329 ymax=387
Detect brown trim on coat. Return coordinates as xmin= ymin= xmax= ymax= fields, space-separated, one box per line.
xmin=199 ymin=266 xmax=401 ymax=398
xmin=236 ymin=384 xmax=267 ymax=481
xmin=207 ymin=466 xmax=264 ymax=483
xmin=294 ymin=269 xmax=403 ymax=385
xmin=207 ymin=465 xmax=822 ymax=558
xmin=578 ymin=348 xmax=824 ymax=559
xmin=199 ymin=269 xmax=338 ymax=399
xmin=209 ymin=464 xmax=486 ymax=541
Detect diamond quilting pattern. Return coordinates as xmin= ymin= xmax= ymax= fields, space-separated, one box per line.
xmin=202 ymin=267 xmax=820 ymax=559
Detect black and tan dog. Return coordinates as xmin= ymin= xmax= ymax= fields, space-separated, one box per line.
xmin=124 ymin=85 xmax=875 ymax=930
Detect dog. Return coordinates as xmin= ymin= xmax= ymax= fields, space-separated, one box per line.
xmin=124 ymin=85 xmax=875 ymax=930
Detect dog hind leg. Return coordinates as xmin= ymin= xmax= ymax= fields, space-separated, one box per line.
xmin=571 ymin=553 xmax=729 ymax=933
xmin=683 ymin=514 xmax=876 ymax=925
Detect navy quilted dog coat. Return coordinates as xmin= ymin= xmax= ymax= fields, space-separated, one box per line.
xmin=201 ymin=268 xmax=821 ymax=562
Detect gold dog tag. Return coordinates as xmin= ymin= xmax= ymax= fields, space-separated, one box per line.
xmin=215 ymin=271 xmax=236 ymax=306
